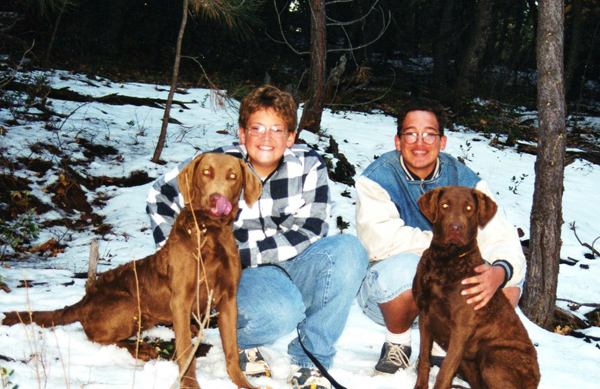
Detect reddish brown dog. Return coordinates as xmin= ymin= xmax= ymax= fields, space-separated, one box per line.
xmin=412 ymin=186 xmax=540 ymax=389
xmin=2 ymin=153 xmax=262 ymax=389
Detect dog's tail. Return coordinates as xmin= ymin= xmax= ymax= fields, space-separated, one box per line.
xmin=2 ymin=300 xmax=83 ymax=327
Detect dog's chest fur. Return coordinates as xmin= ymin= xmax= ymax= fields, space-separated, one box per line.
xmin=419 ymin=244 xmax=483 ymax=292
xmin=164 ymin=209 xmax=241 ymax=310
xmin=415 ymin=244 xmax=486 ymax=339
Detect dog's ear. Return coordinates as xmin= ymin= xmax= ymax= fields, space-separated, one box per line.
xmin=473 ymin=189 xmax=497 ymax=227
xmin=240 ymin=159 xmax=262 ymax=207
xmin=178 ymin=154 xmax=204 ymax=206
xmin=418 ymin=187 xmax=443 ymax=223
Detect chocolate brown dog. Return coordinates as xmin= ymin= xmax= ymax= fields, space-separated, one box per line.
xmin=412 ymin=186 xmax=540 ymax=389
xmin=3 ymin=153 xmax=262 ymax=389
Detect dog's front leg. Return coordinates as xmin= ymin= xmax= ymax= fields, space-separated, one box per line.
xmin=415 ymin=317 xmax=433 ymax=389
xmin=217 ymin=293 xmax=257 ymax=389
xmin=432 ymin=328 xmax=471 ymax=389
xmin=171 ymin=296 xmax=200 ymax=389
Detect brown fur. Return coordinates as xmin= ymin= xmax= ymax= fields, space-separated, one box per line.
xmin=412 ymin=186 xmax=540 ymax=389
xmin=2 ymin=153 xmax=262 ymax=389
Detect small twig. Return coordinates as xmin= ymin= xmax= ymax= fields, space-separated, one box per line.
xmin=0 ymin=40 xmax=35 ymax=89
xmin=556 ymin=298 xmax=600 ymax=308
xmin=170 ymin=292 xmax=213 ymax=389
xmin=183 ymin=174 xmax=211 ymax=309
xmin=51 ymin=327 xmax=71 ymax=389
xmin=169 ymin=175 xmax=212 ymax=389
xmin=132 ymin=251 xmax=143 ymax=387
xmin=569 ymin=221 xmax=600 ymax=257
xmin=16 ymin=269 xmax=47 ymax=386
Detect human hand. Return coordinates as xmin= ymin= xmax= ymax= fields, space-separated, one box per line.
xmin=460 ymin=264 xmax=505 ymax=310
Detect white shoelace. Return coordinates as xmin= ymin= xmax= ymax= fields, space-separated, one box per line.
xmin=243 ymin=347 xmax=271 ymax=364
xmin=387 ymin=344 xmax=411 ymax=367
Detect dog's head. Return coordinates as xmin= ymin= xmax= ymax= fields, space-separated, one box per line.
xmin=177 ymin=153 xmax=262 ymax=219
xmin=418 ymin=186 xmax=497 ymax=246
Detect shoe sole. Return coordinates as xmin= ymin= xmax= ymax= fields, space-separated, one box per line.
xmin=290 ymin=379 xmax=329 ymax=389
xmin=373 ymin=368 xmax=401 ymax=376
xmin=244 ymin=370 xmax=271 ymax=378
xmin=374 ymin=363 xmax=411 ymax=375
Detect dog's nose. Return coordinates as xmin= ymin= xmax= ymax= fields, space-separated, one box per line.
xmin=449 ymin=223 xmax=463 ymax=234
xmin=209 ymin=193 xmax=221 ymax=206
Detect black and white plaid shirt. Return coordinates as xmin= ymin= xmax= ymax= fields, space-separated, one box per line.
xmin=146 ymin=143 xmax=331 ymax=268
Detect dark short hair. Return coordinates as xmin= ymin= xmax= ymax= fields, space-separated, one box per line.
xmin=396 ymin=98 xmax=448 ymax=137
xmin=238 ymin=85 xmax=297 ymax=131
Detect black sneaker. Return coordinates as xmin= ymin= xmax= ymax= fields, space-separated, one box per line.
xmin=287 ymin=365 xmax=331 ymax=389
xmin=239 ymin=347 xmax=271 ymax=377
xmin=430 ymin=355 xmax=464 ymax=380
xmin=374 ymin=342 xmax=412 ymax=374
xmin=430 ymin=355 xmax=445 ymax=369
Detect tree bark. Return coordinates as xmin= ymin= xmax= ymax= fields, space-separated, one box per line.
xmin=152 ymin=0 xmax=188 ymax=163
xmin=520 ymin=0 xmax=566 ymax=331
xmin=432 ymin=0 xmax=455 ymax=97
xmin=298 ymin=0 xmax=326 ymax=135
xmin=453 ymin=0 xmax=492 ymax=111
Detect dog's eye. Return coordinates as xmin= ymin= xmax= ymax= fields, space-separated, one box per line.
xmin=202 ymin=169 xmax=211 ymax=176
xmin=442 ymin=203 xmax=449 ymax=209
xmin=228 ymin=173 xmax=237 ymax=180
xmin=466 ymin=205 xmax=473 ymax=211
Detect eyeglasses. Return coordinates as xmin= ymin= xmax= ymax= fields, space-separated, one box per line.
xmin=246 ymin=125 xmax=288 ymax=138
xmin=400 ymin=132 xmax=441 ymax=145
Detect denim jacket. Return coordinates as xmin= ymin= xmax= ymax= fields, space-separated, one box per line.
xmin=362 ymin=151 xmax=481 ymax=231
xmin=356 ymin=151 xmax=525 ymax=288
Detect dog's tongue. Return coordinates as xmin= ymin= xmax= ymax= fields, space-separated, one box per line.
xmin=211 ymin=195 xmax=232 ymax=215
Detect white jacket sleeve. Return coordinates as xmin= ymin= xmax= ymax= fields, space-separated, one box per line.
xmin=355 ymin=175 xmax=433 ymax=261
xmin=475 ymin=181 xmax=527 ymax=288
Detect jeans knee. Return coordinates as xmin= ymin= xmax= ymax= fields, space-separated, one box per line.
xmin=328 ymin=234 xmax=368 ymax=276
xmin=260 ymin=304 xmax=304 ymax=339
xmin=238 ymin=292 xmax=305 ymax=347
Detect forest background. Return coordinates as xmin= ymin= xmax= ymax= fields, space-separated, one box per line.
xmin=2 ymin=0 xmax=599 ymax=112
xmin=1 ymin=0 xmax=600 ymax=361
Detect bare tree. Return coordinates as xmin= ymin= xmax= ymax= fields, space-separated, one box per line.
xmin=152 ymin=0 xmax=189 ymax=164
xmin=453 ymin=0 xmax=492 ymax=111
xmin=151 ymin=0 xmax=262 ymax=163
xmin=432 ymin=0 xmax=455 ymax=95
xmin=274 ymin=0 xmax=389 ymax=135
xmin=520 ymin=0 xmax=566 ymax=330
xmin=298 ymin=0 xmax=327 ymax=134
xmin=42 ymin=0 xmax=70 ymax=65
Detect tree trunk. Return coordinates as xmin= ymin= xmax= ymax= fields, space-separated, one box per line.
xmin=152 ymin=0 xmax=188 ymax=163
xmin=44 ymin=0 xmax=67 ymax=66
xmin=508 ymin=2 xmax=527 ymax=88
xmin=432 ymin=0 xmax=455 ymax=97
xmin=453 ymin=0 xmax=492 ymax=111
xmin=520 ymin=0 xmax=566 ymax=331
xmin=298 ymin=0 xmax=326 ymax=135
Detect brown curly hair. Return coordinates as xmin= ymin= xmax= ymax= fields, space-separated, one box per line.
xmin=238 ymin=85 xmax=297 ymax=131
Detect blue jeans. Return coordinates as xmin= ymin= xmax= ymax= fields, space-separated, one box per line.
xmin=236 ymin=234 xmax=368 ymax=369
xmin=357 ymin=252 xmax=420 ymax=326
xmin=357 ymin=252 xmax=526 ymax=326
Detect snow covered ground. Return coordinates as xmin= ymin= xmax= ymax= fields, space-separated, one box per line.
xmin=1 ymin=70 xmax=599 ymax=388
